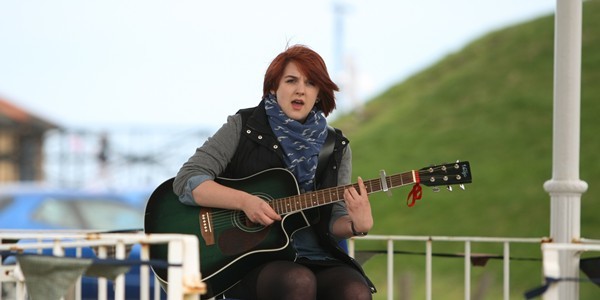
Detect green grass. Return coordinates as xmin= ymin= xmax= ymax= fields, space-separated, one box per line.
xmin=333 ymin=1 xmax=600 ymax=298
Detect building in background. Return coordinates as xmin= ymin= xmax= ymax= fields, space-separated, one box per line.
xmin=0 ymin=97 xmax=58 ymax=182
xmin=0 ymin=97 xmax=211 ymax=189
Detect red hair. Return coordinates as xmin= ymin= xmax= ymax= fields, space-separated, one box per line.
xmin=263 ymin=45 xmax=339 ymax=116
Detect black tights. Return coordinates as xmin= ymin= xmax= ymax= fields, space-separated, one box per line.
xmin=224 ymin=260 xmax=372 ymax=300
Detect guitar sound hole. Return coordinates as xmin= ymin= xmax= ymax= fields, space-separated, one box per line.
xmin=232 ymin=211 xmax=265 ymax=233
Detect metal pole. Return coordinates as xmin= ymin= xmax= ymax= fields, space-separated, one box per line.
xmin=426 ymin=240 xmax=432 ymax=300
xmin=543 ymin=0 xmax=588 ymax=299
xmin=503 ymin=242 xmax=510 ymax=300
xmin=464 ymin=241 xmax=471 ymax=300
xmin=387 ymin=239 xmax=394 ymax=300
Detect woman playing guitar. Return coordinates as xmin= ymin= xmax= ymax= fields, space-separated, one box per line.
xmin=172 ymin=45 xmax=375 ymax=300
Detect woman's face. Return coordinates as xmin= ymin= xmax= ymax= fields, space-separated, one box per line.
xmin=273 ymin=62 xmax=320 ymax=123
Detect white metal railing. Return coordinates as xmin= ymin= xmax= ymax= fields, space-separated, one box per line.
xmin=10 ymin=232 xmax=594 ymax=300
xmin=348 ymin=235 xmax=548 ymax=300
xmin=0 ymin=231 xmax=205 ymax=300
xmin=539 ymin=239 xmax=600 ymax=300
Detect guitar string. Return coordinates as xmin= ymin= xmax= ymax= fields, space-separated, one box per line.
xmin=204 ymin=172 xmax=411 ymax=226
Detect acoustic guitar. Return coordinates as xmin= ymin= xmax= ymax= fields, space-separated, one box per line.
xmin=144 ymin=161 xmax=472 ymax=299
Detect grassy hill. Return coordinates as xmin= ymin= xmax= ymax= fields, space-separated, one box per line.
xmin=333 ymin=1 xmax=600 ymax=298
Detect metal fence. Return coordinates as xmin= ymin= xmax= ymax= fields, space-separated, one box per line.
xmin=0 ymin=231 xmax=204 ymax=300
xmin=5 ymin=232 xmax=598 ymax=300
xmin=348 ymin=234 xmax=548 ymax=300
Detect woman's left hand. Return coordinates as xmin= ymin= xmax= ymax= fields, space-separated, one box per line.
xmin=343 ymin=177 xmax=373 ymax=233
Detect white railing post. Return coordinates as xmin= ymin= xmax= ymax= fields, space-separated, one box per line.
xmin=426 ymin=239 xmax=432 ymax=300
xmin=97 ymin=246 xmax=108 ymax=300
xmin=154 ymin=276 xmax=162 ymax=300
xmin=544 ymin=0 xmax=587 ymax=298
xmin=464 ymin=241 xmax=471 ymax=300
xmin=387 ymin=239 xmax=394 ymax=300
xmin=115 ymin=241 xmax=126 ymax=300
xmin=542 ymin=246 xmax=561 ymax=300
xmin=139 ymin=243 xmax=150 ymax=300
xmin=503 ymin=242 xmax=510 ymax=300
xmin=181 ymin=235 xmax=202 ymax=300
xmin=75 ymin=247 xmax=83 ymax=299
xmin=167 ymin=239 xmax=184 ymax=299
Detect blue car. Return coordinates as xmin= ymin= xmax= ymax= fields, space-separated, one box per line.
xmin=0 ymin=185 xmax=165 ymax=299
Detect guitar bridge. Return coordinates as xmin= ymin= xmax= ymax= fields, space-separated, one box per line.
xmin=199 ymin=208 xmax=215 ymax=245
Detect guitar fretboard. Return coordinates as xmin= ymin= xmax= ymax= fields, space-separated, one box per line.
xmin=271 ymin=170 xmax=416 ymax=215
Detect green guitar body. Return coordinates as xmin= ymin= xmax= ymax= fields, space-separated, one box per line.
xmin=144 ymin=168 xmax=314 ymax=299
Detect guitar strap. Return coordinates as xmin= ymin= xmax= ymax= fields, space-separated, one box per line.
xmin=316 ymin=126 xmax=336 ymax=184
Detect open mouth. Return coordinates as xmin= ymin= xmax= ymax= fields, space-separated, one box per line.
xmin=291 ymin=100 xmax=304 ymax=109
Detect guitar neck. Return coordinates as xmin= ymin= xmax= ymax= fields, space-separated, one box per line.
xmin=271 ymin=170 xmax=417 ymax=215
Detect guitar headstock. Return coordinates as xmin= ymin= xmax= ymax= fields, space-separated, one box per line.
xmin=419 ymin=161 xmax=472 ymax=190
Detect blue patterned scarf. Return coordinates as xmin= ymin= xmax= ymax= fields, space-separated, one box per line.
xmin=264 ymin=94 xmax=328 ymax=192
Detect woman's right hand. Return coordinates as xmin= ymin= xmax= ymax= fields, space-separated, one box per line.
xmin=192 ymin=180 xmax=282 ymax=226
xmin=241 ymin=195 xmax=282 ymax=226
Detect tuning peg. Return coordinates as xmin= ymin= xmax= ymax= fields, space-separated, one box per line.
xmin=447 ymin=185 xmax=453 ymax=192
xmin=459 ymin=184 xmax=465 ymax=190
xmin=432 ymin=187 xmax=440 ymax=193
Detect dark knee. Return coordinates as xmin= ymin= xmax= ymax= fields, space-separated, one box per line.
xmin=285 ymin=266 xmax=317 ymax=290
xmin=335 ymin=282 xmax=372 ymax=300
xmin=258 ymin=264 xmax=317 ymax=299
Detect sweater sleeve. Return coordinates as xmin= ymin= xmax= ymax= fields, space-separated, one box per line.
xmin=173 ymin=114 xmax=242 ymax=204
xmin=329 ymin=145 xmax=352 ymax=233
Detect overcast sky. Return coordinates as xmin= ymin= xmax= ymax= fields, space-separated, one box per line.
xmin=0 ymin=0 xmax=556 ymax=130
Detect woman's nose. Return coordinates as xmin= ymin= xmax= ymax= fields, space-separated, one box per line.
xmin=296 ymin=83 xmax=305 ymax=95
